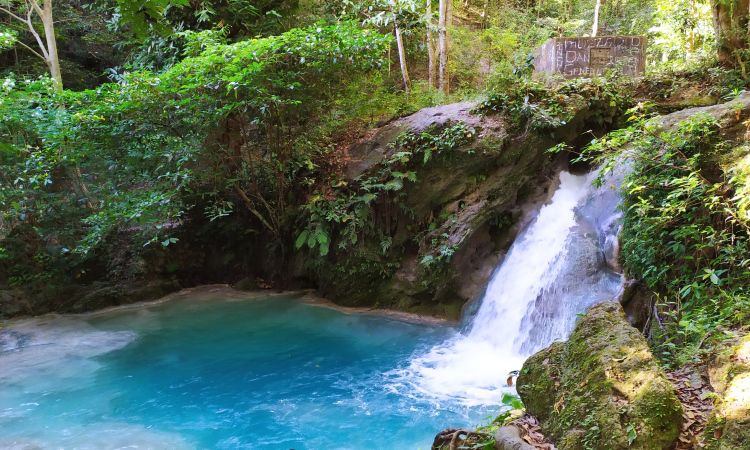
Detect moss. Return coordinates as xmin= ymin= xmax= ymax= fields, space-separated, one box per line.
xmin=517 ymin=342 xmax=564 ymax=422
xmin=440 ymin=302 xmax=463 ymax=321
xmin=517 ymin=302 xmax=683 ymax=450
xmin=703 ymin=334 xmax=750 ymax=449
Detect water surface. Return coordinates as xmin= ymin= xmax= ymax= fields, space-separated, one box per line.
xmin=0 ymin=293 xmax=492 ymax=449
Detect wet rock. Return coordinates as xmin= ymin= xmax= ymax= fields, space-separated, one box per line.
xmin=345 ymin=102 xmax=506 ymax=180
xmin=494 ymin=425 xmax=536 ymax=450
xmin=0 ymin=289 xmax=28 ymax=317
xmin=618 ymin=279 xmax=654 ymax=331
xmin=517 ymin=302 xmax=682 ymax=450
xmin=653 ymin=91 xmax=750 ymax=131
xmin=603 ymin=232 xmax=622 ymax=272
xmin=0 ymin=278 xmax=182 ymax=319
xmin=320 ymin=101 xmax=564 ymax=317
xmin=232 ymin=277 xmax=258 ymax=291
xmin=71 ymin=279 xmax=181 ymax=312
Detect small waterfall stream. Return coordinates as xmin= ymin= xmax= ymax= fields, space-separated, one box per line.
xmin=394 ymin=168 xmax=624 ymax=406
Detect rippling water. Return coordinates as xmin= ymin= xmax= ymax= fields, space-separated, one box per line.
xmin=0 ymin=292 xmax=493 ymax=449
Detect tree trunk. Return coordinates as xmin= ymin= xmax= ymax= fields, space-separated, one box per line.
xmin=394 ymin=24 xmax=411 ymax=92
xmin=426 ymin=0 xmax=436 ymax=87
xmin=41 ymin=0 xmax=62 ymax=91
xmin=712 ymin=0 xmax=750 ymax=66
xmin=592 ymin=0 xmax=601 ymax=37
xmin=1 ymin=0 xmax=63 ymax=89
xmin=438 ymin=0 xmax=449 ymax=93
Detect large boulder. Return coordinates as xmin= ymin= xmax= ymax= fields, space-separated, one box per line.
xmin=703 ymin=333 xmax=750 ymax=449
xmin=316 ymin=92 xmax=627 ymax=318
xmin=316 ymin=101 xmax=558 ymax=318
xmin=516 ymin=302 xmax=683 ymax=449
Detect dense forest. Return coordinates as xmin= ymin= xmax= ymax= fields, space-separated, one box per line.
xmin=3 ymin=0 xmax=750 ymax=449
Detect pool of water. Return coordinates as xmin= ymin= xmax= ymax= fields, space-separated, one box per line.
xmin=0 ymin=291 xmax=494 ymax=449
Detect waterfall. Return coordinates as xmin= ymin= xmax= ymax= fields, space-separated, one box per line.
xmin=391 ymin=168 xmax=624 ymax=406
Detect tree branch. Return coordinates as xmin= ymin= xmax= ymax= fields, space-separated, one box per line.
xmin=233 ymin=184 xmax=277 ymax=236
xmin=30 ymin=0 xmax=44 ymax=19
xmin=0 ymin=6 xmax=27 ymax=23
xmin=24 ymin=4 xmax=49 ymax=61
xmin=14 ymin=39 xmax=45 ymax=61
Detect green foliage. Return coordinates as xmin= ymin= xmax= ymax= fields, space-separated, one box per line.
xmin=470 ymin=393 xmax=525 ymax=450
xmin=297 ymin=122 xmax=475 ymax=258
xmin=0 ymin=26 xmax=16 ymax=50
xmin=114 ymin=0 xmax=190 ymax=39
xmin=92 ymin=0 xmax=300 ymax=73
xmin=478 ymin=74 xmax=634 ymax=132
xmin=0 ymin=23 xmax=390 ymax=261
xmin=648 ymin=0 xmax=715 ymax=67
xmin=583 ymin=110 xmax=750 ymax=366
xmin=639 ymin=64 xmax=746 ymax=105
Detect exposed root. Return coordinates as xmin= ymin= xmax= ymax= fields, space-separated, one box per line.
xmin=431 ymin=428 xmax=492 ymax=450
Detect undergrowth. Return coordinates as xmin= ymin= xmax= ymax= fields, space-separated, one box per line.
xmin=477 ymin=73 xmax=634 ymax=132
xmin=574 ymin=103 xmax=750 ymax=367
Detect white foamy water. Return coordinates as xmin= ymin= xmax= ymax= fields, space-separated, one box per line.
xmin=0 ymin=422 xmax=192 ymax=450
xmin=392 ymin=169 xmax=624 ymax=406
xmin=0 ymin=316 xmax=137 ymax=390
xmin=0 ymin=317 xmax=192 ymax=450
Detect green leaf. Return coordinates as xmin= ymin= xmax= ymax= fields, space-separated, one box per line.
xmin=626 ymin=424 xmax=637 ymax=445
xmin=161 ymin=237 xmax=178 ymax=247
xmin=319 ymin=239 xmax=330 ymax=256
xmin=295 ymin=230 xmax=309 ymax=249
xmin=383 ymin=179 xmax=403 ymax=191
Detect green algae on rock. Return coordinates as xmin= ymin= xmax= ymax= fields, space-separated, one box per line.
xmin=517 ymin=302 xmax=683 ymax=449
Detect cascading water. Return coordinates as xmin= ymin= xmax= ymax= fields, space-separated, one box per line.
xmin=392 ymin=168 xmax=625 ymax=406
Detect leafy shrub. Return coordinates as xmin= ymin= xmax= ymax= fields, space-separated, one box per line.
xmin=0 ymin=22 xmax=391 ymax=260
xmin=296 ymin=122 xmax=475 ymax=257
xmin=584 ymin=110 xmax=750 ymax=366
xmin=477 ymin=74 xmax=634 ymax=132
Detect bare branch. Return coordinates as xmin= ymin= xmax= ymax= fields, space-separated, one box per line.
xmin=14 ymin=39 xmax=45 ymax=61
xmin=29 ymin=0 xmax=44 ymax=19
xmin=0 ymin=3 xmax=49 ymax=61
xmin=0 ymin=6 xmax=27 ymax=23
xmin=233 ymin=184 xmax=277 ymax=236
xmin=24 ymin=3 xmax=49 ymax=61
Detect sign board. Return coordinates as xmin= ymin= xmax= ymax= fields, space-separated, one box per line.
xmin=534 ymin=36 xmax=646 ymax=78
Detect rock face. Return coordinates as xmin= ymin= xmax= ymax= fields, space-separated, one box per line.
xmin=0 ymin=280 xmax=181 ymax=318
xmin=0 ymin=224 xmax=186 ymax=318
xmin=703 ymin=333 xmax=750 ymax=449
xmin=516 ymin=302 xmax=683 ymax=449
xmin=315 ymin=101 xmax=558 ymax=318
xmin=315 ymin=96 xmax=624 ymax=318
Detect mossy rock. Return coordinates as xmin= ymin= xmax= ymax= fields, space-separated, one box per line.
xmin=703 ymin=333 xmax=750 ymax=449
xmin=517 ymin=302 xmax=682 ymax=450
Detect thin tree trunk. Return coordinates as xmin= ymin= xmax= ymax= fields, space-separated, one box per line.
xmin=426 ymin=0 xmax=436 ymax=87
xmin=1 ymin=0 xmax=63 ymax=89
xmin=438 ymin=0 xmax=448 ymax=93
xmin=41 ymin=0 xmax=62 ymax=91
xmin=394 ymin=24 xmax=411 ymax=92
xmin=592 ymin=0 xmax=601 ymax=37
